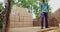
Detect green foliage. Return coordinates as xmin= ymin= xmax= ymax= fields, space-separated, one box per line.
xmin=0 ymin=3 xmax=4 ymax=12
xmin=0 ymin=29 xmax=2 ymax=32
xmin=11 ymin=0 xmax=16 ymax=7
xmin=0 ymin=19 xmax=3 ymax=28
xmin=0 ymin=3 xmax=4 ymax=32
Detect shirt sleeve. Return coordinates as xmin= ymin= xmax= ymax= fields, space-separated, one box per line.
xmin=39 ymin=2 xmax=42 ymax=11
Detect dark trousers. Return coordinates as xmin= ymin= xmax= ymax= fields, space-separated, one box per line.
xmin=41 ymin=12 xmax=48 ymax=28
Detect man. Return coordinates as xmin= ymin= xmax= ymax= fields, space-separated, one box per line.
xmin=40 ymin=0 xmax=49 ymax=29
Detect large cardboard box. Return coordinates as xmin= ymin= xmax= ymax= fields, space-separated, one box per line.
xmin=14 ymin=15 xmax=20 ymax=22
xmin=24 ymin=21 xmax=33 ymax=25
xmin=19 ymin=22 xmax=24 ymax=27
xmin=54 ymin=9 xmax=60 ymax=23
xmin=10 ymin=14 xmax=15 ymax=22
xmin=23 ymin=17 xmax=33 ymax=22
xmin=9 ymin=5 xmax=33 ymax=28
xmin=23 ymin=24 xmax=33 ymax=27
xmin=10 ymin=22 xmax=15 ymax=28
xmin=20 ymin=16 xmax=24 ymax=22
xmin=14 ymin=22 xmax=20 ymax=28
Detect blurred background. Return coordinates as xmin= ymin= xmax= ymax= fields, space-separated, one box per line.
xmin=0 ymin=0 xmax=60 ymax=32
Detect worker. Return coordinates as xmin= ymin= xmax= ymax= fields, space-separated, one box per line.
xmin=40 ymin=0 xmax=49 ymax=29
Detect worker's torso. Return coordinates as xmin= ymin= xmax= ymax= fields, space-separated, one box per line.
xmin=40 ymin=3 xmax=48 ymax=12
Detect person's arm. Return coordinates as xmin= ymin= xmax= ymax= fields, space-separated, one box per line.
xmin=39 ymin=3 xmax=42 ymax=16
xmin=40 ymin=3 xmax=42 ymax=12
xmin=39 ymin=2 xmax=42 ymax=13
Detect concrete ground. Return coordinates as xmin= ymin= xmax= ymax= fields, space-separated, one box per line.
xmin=7 ymin=27 xmax=60 ymax=32
xmin=8 ymin=27 xmax=42 ymax=32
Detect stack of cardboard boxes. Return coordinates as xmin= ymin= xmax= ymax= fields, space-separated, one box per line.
xmin=9 ymin=5 xmax=33 ymax=28
xmin=54 ymin=8 xmax=60 ymax=23
xmin=54 ymin=8 xmax=60 ymax=27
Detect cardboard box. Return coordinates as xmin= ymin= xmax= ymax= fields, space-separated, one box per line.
xmin=23 ymin=17 xmax=33 ymax=22
xmin=23 ymin=21 xmax=33 ymax=27
xmin=54 ymin=9 xmax=60 ymax=23
xmin=14 ymin=22 xmax=20 ymax=27
xmin=10 ymin=22 xmax=14 ymax=24
xmin=10 ymin=24 xmax=14 ymax=28
xmin=23 ymin=24 xmax=33 ymax=27
xmin=20 ymin=16 xmax=24 ymax=22
xmin=14 ymin=15 xmax=19 ymax=22
xmin=9 ymin=5 xmax=33 ymax=28
xmin=10 ymin=15 xmax=15 ymax=22
xmin=19 ymin=22 xmax=24 ymax=27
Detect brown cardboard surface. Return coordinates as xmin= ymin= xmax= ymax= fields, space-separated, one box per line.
xmin=9 ymin=5 xmax=33 ymax=28
xmin=54 ymin=9 xmax=60 ymax=23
